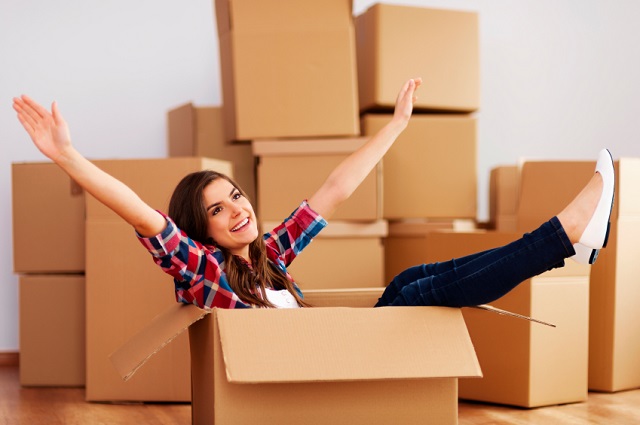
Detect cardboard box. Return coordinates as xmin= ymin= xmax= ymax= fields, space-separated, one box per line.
xmin=85 ymin=157 xmax=233 ymax=402
xmin=384 ymin=227 xmax=590 ymax=407
xmin=19 ymin=274 xmax=86 ymax=387
xmin=12 ymin=162 xmax=85 ymax=273
xmin=488 ymin=165 xmax=518 ymax=231
xmin=303 ymin=287 xmax=383 ymax=307
xmin=168 ymin=103 xmax=256 ymax=202
xmin=361 ymin=114 xmax=477 ymax=220
xmin=355 ymin=4 xmax=479 ymax=112
xmin=112 ymin=302 xmax=482 ymax=425
xmin=215 ymin=0 xmax=360 ymax=141
xmin=263 ymin=220 xmax=387 ymax=290
xmin=588 ymin=158 xmax=640 ymax=392
xmin=253 ymin=138 xmax=380 ymax=221
xmin=516 ymin=160 xmax=595 ymax=232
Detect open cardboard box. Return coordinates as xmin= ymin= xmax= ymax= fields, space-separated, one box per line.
xmin=111 ymin=288 xmax=484 ymax=424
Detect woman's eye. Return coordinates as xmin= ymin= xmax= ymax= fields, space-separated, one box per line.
xmin=232 ymin=192 xmax=242 ymax=200
xmin=212 ymin=206 xmax=222 ymax=216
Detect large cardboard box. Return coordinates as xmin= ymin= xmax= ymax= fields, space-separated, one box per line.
xmin=385 ymin=227 xmax=590 ymax=407
xmin=355 ymin=4 xmax=479 ymax=113
xmin=488 ymin=165 xmax=518 ymax=231
xmin=19 ymin=274 xmax=85 ymax=387
xmin=361 ymin=114 xmax=476 ymax=220
xmin=253 ymin=138 xmax=380 ymax=221
xmin=112 ymin=301 xmax=482 ymax=425
xmin=215 ymin=0 xmax=359 ymax=141
xmin=263 ymin=220 xmax=387 ymax=290
xmin=12 ymin=162 xmax=85 ymax=273
xmin=588 ymin=158 xmax=640 ymax=392
xmin=85 ymin=157 xmax=233 ymax=402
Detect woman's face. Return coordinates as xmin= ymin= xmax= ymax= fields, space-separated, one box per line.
xmin=203 ymin=178 xmax=259 ymax=260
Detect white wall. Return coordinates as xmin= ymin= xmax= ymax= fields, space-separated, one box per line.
xmin=1 ymin=0 xmax=639 ymax=351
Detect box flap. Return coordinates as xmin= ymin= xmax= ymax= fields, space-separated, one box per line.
xmin=303 ymin=288 xmax=384 ymax=308
xmin=109 ymin=304 xmax=208 ymax=381
xmin=216 ymin=306 xmax=481 ymax=383
xmin=252 ymin=137 xmax=368 ymax=156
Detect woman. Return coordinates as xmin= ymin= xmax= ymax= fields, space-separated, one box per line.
xmin=12 ymin=78 xmax=614 ymax=309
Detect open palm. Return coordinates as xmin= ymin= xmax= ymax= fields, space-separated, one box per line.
xmin=13 ymin=95 xmax=72 ymax=162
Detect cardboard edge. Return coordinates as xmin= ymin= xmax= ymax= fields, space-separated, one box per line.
xmin=109 ymin=304 xmax=210 ymax=381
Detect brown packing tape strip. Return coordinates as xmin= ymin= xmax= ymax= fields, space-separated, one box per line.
xmin=470 ymin=304 xmax=556 ymax=328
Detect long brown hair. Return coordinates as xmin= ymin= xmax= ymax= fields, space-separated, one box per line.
xmin=168 ymin=170 xmax=309 ymax=308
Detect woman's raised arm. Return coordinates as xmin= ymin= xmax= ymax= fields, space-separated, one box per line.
xmin=307 ymin=77 xmax=422 ymax=220
xmin=13 ymin=95 xmax=166 ymax=237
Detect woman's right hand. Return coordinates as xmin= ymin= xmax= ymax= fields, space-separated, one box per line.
xmin=13 ymin=95 xmax=73 ymax=163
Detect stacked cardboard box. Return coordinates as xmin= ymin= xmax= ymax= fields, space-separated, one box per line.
xmin=12 ymin=162 xmax=86 ymax=387
xmin=385 ymin=225 xmax=590 ymax=408
xmin=356 ymin=4 xmax=479 ymax=222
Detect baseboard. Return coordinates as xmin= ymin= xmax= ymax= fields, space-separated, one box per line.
xmin=0 ymin=352 xmax=19 ymax=367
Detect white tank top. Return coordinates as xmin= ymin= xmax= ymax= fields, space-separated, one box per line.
xmin=265 ymin=288 xmax=301 ymax=309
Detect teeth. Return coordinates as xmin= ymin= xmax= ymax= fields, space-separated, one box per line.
xmin=231 ymin=218 xmax=249 ymax=232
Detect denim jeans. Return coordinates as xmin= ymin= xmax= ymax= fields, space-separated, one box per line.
xmin=375 ymin=217 xmax=576 ymax=307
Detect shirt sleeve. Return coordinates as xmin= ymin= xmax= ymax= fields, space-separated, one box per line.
xmin=136 ymin=211 xmax=248 ymax=309
xmin=263 ymin=200 xmax=327 ymax=268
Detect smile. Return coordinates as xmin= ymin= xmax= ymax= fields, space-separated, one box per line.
xmin=231 ymin=218 xmax=249 ymax=232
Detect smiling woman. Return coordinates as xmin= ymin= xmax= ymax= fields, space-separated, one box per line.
xmin=12 ymin=76 xmax=615 ymax=314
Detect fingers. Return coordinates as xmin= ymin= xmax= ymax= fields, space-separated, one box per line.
xmin=21 ymin=95 xmax=49 ymax=119
xmin=52 ymin=101 xmax=63 ymax=125
xmin=13 ymin=96 xmax=44 ymax=128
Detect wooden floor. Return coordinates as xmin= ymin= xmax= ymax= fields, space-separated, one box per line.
xmin=2 ymin=365 xmax=640 ymax=424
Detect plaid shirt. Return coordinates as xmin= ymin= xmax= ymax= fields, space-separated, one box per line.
xmin=137 ymin=201 xmax=327 ymax=309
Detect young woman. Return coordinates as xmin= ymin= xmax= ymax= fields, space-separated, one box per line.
xmin=12 ymin=78 xmax=615 ymax=310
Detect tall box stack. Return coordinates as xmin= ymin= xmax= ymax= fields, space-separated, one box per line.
xmin=12 ymin=162 xmax=86 ymax=387
xmin=356 ymin=4 xmax=479 ymax=222
xmin=211 ymin=0 xmax=387 ymax=292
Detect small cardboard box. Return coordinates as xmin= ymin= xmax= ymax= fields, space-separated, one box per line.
xmin=85 ymin=157 xmax=233 ymax=402
xmin=112 ymin=301 xmax=482 ymax=425
xmin=168 ymin=103 xmax=256 ymax=202
xmin=253 ymin=138 xmax=380 ymax=221
xmin=588 ymin=158 xmax=640 ymax=392
xmin=263 ymin=220 xmax=387 ymax=290
xmin=12 ymin=162 xmax=85 ymax=273
xmin=488 ymin=165 xmax=519 ymax=231
xmin=361 ymin=114 xmax=477 ymax=220
xmin=19 ymin=274 xmax=85 ymax=387
xmin=355 ymin=3 xmax=479 ymax=112
xmin=215 ymin=0 xmax=359 ymax=141
xmin=385 ymin=227 xmax=590 ymax=407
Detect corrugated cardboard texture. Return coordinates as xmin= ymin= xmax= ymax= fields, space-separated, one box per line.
xmin=12 ymin=162 xmax=85 ymax=273
xmin=19 ymin=274 xmax=85 ymax=387
xmin=255 ymin=139 xmax=381 ymax=221
xmin=215 ymin=0 xmax=359 ymax=141
xmin=362 ymin=114 xmax=476 ymax=220
xmin=189 ymin=307 xmax=479 ymax=424
xmin=167 ymin=104 xmax=256 ymax=203
xmin=356 ymin=4 xmax=479 ymax=112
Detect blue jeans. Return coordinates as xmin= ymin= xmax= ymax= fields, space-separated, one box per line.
xmin=375 ymin=217 xmax=576 ymax=307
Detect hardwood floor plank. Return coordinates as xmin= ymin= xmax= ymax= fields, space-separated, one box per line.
xmin=2 ymin=365 xmax=639 ymax=424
